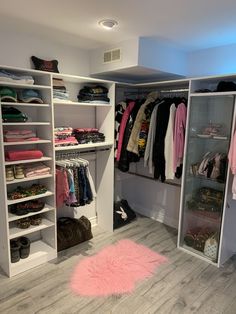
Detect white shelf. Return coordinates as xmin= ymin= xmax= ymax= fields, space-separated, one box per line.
xmin=9 ymin=218 xmax=54 ymax=239
xmin=1 ymin=102 xmax=50 ymax=107
xmin=190 ymin=92 xmax=236 ymax=97
xmin=2 ymin=122 xmax=50 ymax=126
xmin=0 ymin=81 xmax=51 ymax=89
xmin=54 ymin=141 xmax=113 ymax=151
xmin=6 ymin=174 xmax=53 ymax=185
xmin=52 ymin=72 xmax=113 ymax=84
xmin=7 ymin=191 xmax=54 ymax=206
xmin=5 ymin=156 xmax=52 ymax=165
xmin=4 ymin=140 xmax=51 ymax=146
xmin=53 ymin=101 xmax=111 ymax=107
xmin=8 ymin=204 xmax=55 ymax=222
xmin=10 ymin=240 xmax=56 ymax=276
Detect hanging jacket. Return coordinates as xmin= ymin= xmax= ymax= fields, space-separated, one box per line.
xmin=173 ymin=103 xmax=187 ymax=172
xmin=126 ymin=92 xmax=159 ymax=156
xmin=114 ymin=101 xmax=127 ymax=158
xmin=153 ymin=100 xmax=172 ymax=181
xmin=144 ymin=101 xmax=163 ymax=173
xmin=165 ymin=103 xmax=176 ymax=180
xmin=116 ymin=101 xmax=135 ymax=162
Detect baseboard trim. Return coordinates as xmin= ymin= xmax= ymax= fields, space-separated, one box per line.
xmin=131 ymin=203 xmax=179 ymax=229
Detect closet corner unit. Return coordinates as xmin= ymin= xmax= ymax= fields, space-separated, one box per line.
xmin=178 ymin=74 xmax=236 ymax=267
xmin=0 ymin=65 xmax=57 ymax=277
xmin=52 ymin=73 xmax=115 ymax=233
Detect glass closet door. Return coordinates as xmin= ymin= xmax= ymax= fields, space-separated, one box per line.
xmin=179 ymin=95 xmax=234 ymax=263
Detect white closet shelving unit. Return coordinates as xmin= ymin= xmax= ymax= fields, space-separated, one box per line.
xmin=52 ymin=73 xmax=115 ymax=231
xmin=0 ymin=66 xmax=57 ymax=277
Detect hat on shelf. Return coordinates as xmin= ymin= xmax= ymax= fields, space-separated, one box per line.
xmin=216 ymin=81 xmax=236 ymax=92
xmin=18 ymin=89 xmax=43 ymax=103
xmin=0 ymin=87 xmax=17 ymax=102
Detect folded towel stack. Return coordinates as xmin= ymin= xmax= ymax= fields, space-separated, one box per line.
xmin=5 ymin=150 xmax=43 ymax=161
xmin=53 ymin=78 xmax=70 ymax=102
xmin=4 ymin=130 xmax=39 ymax=142
xmin=24 ymin=163 xmax=51 ymax=177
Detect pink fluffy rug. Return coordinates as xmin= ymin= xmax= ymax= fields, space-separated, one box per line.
xmin=70 ymin=239 xmax=167 ymax=297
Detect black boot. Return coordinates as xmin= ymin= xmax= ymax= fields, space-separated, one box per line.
xmin=19 ymin=237 xmax=31 ymax=259
xmin=10 ymin=239 xmax=21 ymax=263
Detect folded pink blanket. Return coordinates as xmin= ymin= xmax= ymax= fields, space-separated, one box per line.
xmin=4 ymin=137 xmax=40 ymax=142
xmin=24 ymin=163 xmax=50 ymax=177
xmin=25 ymin=170 xmax=50 ymax=178
xmin=4 ymin=132 xmax=37 ymax=139
xmin=4 ymin=130 xmax=33 ymax=135
xmin=5 ymin=150 xmax=43 ymax=161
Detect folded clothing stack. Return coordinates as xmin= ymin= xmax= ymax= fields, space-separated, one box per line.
xmin=54 ymin=127 xmax=78 ymax=147
xmin=5 ymin=150 xmax=43 ymax=161
xmin=2 ymin=106 xmax=28 ymax=122
xmin=73 ymin=128 xmax=105 ymax=144
xmin=24 ymin=163 xmax=50 ymax=177
xmin=0 ymin=70 xmax=34 ymax=85
xmin=4 ymin=130 xmax=39 ymax=142
xmin=53 ymin=78 xmax=70 ymax=102
xmin=7 ymin=184 xmax=47 ymax=200
xmin=77 ymin=85 xmax=110 ymax=103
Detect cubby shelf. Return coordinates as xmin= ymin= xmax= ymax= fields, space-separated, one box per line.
xmin=0 ymin=81 xmax=51 ymax=89
xmin=9 ymin=219 xmax=54 ymax=239
xmin=53 ymin=101 xmax=111 ymax=107
xmin=6 ymin=174 xmax=53 ymax=185
xmin=4 ymin=140 xmax=51 ymax=146
xmin=1 ymin=102 xmax=50 ymax=107
xmin=2 ymin=122 xmax=50 ymax=126
xmin=5 ymin=156 xmax=52 ymax=165
xmin=8 ymin=204 xmax=55 ymax=222
xmin=54 ymin=141 xmax=113 ymax=151
xmin=7 ymin=191 xmax=54 ymax=206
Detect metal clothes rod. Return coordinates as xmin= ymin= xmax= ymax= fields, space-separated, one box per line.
xmin=55 ymin=148 xmax=110 ymax=160
xmin=127 ymin=171 xmax=181 ymax=187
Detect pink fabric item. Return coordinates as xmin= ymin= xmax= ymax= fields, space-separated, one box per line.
xmin=4 ymin=137 xmax=40 ymax=142
xmin=24 ymin=164 xmax=50 ymax=177
xmin=116 ymin=101 xmax=135 ymax=161
xmin=26 ymin=171 xmax=50 ymax=178
xmin=56 ymin=169 xmax=69 ymax=208
xmin=5 ymin=150 xmax=43 ymax=161
xmin=4 ymin=130 xmax=33 ymax=135
xmin=228 ymin=130 xmax=236 ymax=174
xmin=70 ymin=239 xmax=167 ymax=297
xmin=173 ymin=103 xmax=187 ymax=171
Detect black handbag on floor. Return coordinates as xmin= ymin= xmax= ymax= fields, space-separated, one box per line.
xmin=57 ymin=216 xmax=93 ymax=251
xmin=113 ymin=199 xmax=136 ymax=229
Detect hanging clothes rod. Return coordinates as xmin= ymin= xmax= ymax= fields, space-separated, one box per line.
xmin=55 ymin=148 xmax=110 ymax=160
xmin=127 ymin=171 xmax=181 ymax=187
xmin=123 ymin=88 xmax=189 ymax=96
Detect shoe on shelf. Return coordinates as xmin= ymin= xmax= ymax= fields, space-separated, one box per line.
xmin=5 ymin=167 xmax=14 ymax=181
xmin=14 ymin=165 xmax=25 ymax=179
xmin=10 ymin=239 xmax=21 ymax=263
xmin=19 ymin=237 xmax=30 ymax=259
xmin=30 ymin=215 xmax=42 ymax=226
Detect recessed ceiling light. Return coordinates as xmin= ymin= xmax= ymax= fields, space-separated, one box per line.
xmin=99 ymin=19 xmax=118 ymax=30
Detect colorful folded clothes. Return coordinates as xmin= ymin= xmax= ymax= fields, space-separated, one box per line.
xmin=54 ymin=136 xmax=78 ymax=147
xmin=24 ymin=163 xmax=51 ymax=177
xmin=4 ymin=130 xmax=38 ymax=142
xmin=77 ymin=85 xmax=110 ymax=103
xmin=5 ymin=150 xmax=43 ymax=161
xmin=2 ymin=106 xmax=28 ymax=122
xmin=7 ymin=184 xmax=47 ymax=200
xmin=73 ymin=128 xmax=105 ymax=144
xmin=0 ymin=70 xmax=34 ymax=85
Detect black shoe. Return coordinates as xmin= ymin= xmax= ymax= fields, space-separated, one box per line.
xmin=10 ymin=239 xmax=21 ymax=263
xmin=19 ymin=237 xmax=31 ymax=259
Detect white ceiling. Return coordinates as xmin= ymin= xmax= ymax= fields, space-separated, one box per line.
xmin=1 ymin=0 xmax=236 ymax=51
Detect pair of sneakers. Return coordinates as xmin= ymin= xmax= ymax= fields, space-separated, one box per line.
xmin=6 ymin=165 xmax=24 ymax=181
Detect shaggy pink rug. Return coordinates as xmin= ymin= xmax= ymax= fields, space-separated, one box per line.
xmin=70 ymin=239 xmax=167 ymax=297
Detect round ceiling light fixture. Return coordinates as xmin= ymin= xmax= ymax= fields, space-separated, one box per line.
xmin=99 ymin=19 xmax=118 ymax=30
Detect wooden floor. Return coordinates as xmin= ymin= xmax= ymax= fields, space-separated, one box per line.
xmin=1 ymin=216 xmax=236 ymax=314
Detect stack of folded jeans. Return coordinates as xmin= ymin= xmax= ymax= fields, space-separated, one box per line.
xmin=77 ymin=85 xmax=110 ymax=103
xmin=73 ymin=128 xmax=105 ymax=144
xmin=53 ymin=78 xmax=70 ymax=102
xmin=4 ymin=130 xmax=39 ymax=142
xmin=0 ymin=70 xmax=34 ymax=85
xmin=2 ymin=106 xmax=28 ymax=122
xmin=54 ymin=127 xmax=78 ymax=147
